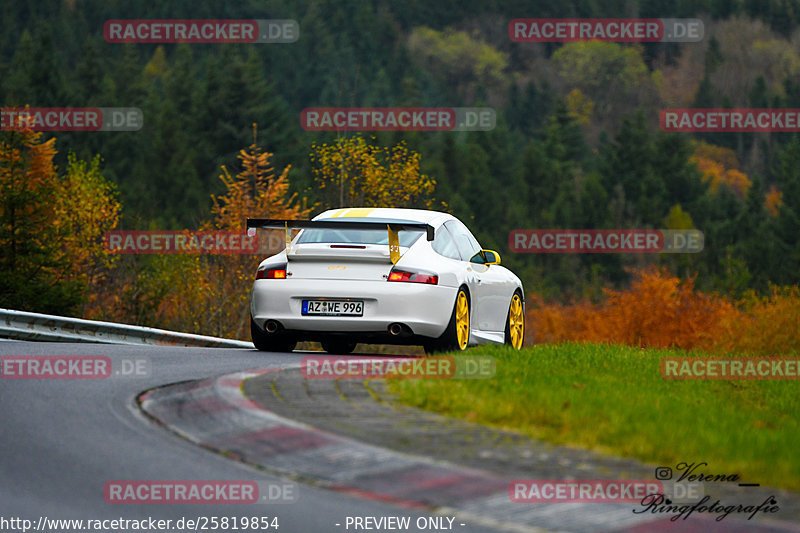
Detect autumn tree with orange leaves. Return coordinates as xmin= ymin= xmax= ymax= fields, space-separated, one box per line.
xmin=197 ymin=125 xmax=312 ymax=338
xmin=527 ymin=267 xmax=800 ymax=355
xmin=88 ymin=126 xmax=310 ymax=339
xmin=690 ymin=142 xmax=751 ymax=198
xmin=0 ymin=128 xmax=119 ymax=315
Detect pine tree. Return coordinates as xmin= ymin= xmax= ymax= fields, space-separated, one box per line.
xmin=0 ymin=130 xmax=81 ymax=313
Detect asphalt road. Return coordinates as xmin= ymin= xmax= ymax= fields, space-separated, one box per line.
xmin=0 ymin=341 xmax=506 ymax=533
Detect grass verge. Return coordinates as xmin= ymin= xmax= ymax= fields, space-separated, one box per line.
xmin=387 ymin=342 xmax=800 ymax=491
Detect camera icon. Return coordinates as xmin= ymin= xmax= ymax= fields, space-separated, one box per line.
xmin=655 ymin=467 xmax=673 ymax=480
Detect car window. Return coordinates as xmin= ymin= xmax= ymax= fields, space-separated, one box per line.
xmin=444 ymin=220 xmax=482 ymax=262
xmin=296 ymin=228 xmax=422 ymax=246
xmin=432 ymin=225 xmax=461 ymax=260
xmin=296 ymin=218 xmax=424 ymax=246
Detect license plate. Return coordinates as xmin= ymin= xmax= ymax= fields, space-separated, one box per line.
xmin=302 ymin=299 xmax=363 ymax=316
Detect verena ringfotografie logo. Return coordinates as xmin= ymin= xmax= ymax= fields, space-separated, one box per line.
xmin=301 ymin=356 xmax=495 ymax=379
xmin=661 ymin=108 xmax=800 ymax=132
xmin=300 ymin=108 xmax=495 ymax=131
xmin=509 ymin=18 xmax=703 ymax=42
xmin=1 ymin=356 xmax=149 ymax=379
xmin=104 ymin=231 xmax=269 ymax=255
xmin=638 ymin=462 xmax=777 ymax=522
xmin=1 ymin=108 xmax=142 ymax=131
xmin=104 ymin=20 xmax=298 ymax=43
xmin=509 ymin=229 xmax=703 ymax=253
xmin=661 ymin=357 xmax=800 ymax=380
xmin=103 ymin=481 xmax=298 ymax=504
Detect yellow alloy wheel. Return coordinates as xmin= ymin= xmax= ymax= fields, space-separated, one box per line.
xmin=508 ymin=293 xmax=524 ymax=349
xmin=455 ymin=290 xmax=470 ymax=350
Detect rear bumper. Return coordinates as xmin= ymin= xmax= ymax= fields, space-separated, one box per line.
xmin=250 ymin=279 xmax=457 ymax=339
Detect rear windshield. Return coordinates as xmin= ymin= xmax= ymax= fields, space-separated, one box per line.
xmin=296 ymin=218 xmax=426 ymax=246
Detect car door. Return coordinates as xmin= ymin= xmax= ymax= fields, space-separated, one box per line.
xmin=472 ymin=256 xmax=514 ymax=334
xmin=433 ymin=221 xmax=479 ymax=303
xmin=444 ymin=220 xmax=507 ymax=334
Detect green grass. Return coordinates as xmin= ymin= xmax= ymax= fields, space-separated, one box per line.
xmin=388 ymin=342 xmax=800 ymax=491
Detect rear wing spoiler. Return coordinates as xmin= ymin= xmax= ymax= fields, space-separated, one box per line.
xmin=246 ymin=218 xmax=435 ymax=264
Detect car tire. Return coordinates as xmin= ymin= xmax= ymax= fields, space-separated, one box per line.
xmin=321 ymin=339 xmax=357 ymax=355
xmin=425 ymin=287 xmax=470 ymax=354
xmin=504 ymin=291 xmax=525 ymax=349
xmin=250 ymin=317 xmax=297 ymax=352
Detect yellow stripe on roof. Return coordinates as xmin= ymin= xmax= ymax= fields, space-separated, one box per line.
xmin=334 ymin=207 xmax=375 ymax=218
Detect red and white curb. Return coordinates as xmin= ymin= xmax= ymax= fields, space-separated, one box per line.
xmin=138 ymin=368 xmax=799 ymax=533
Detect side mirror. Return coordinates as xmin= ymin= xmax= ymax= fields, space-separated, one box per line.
xmin=482 ymin=249 xmax=501 ymax=265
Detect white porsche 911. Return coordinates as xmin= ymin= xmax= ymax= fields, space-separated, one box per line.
xmin=247 ymin=207 xmax=524 ymax=354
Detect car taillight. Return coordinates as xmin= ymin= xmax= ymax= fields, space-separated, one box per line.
xmin=387 ymin=268 xmax=438 ymax=285
xmin=256 ymin=266 xmax=287 ymax=279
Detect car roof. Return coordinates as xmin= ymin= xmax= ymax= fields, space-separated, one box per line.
xmin=313 ymin=207 xmax=455 ymax=227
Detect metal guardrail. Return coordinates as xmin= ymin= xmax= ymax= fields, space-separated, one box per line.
xmin=0 ymin=308 xmax=253 ymax=348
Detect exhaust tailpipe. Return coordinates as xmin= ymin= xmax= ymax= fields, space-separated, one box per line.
xmin=265 ymin=320 xmax=280 ymax=334
xmin=388 ymin=323 xmax=407 ymax=336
